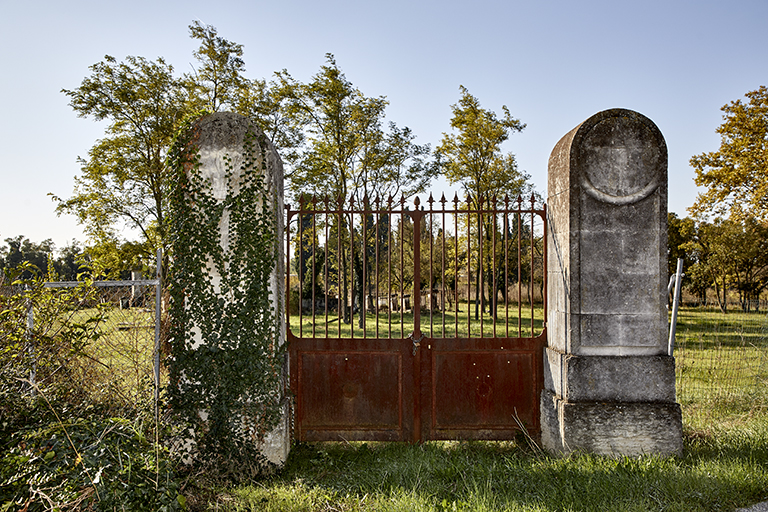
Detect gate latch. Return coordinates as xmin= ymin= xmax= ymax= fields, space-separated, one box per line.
xmin=409 ymin=332 xmax=424 ymax=356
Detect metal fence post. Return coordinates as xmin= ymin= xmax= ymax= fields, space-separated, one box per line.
xmin=25 ymin=285 xmax=36 ymax=396
xmin=668 ymin=258 xmax=684 ymax=356
xmin=154 ymin=248 xmax=163 ymax=429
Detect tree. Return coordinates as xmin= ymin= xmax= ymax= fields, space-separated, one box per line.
xmin=668 ymin=213 xmax=696 ymax=275
xmin=185 ymin=21 xmax=248 ymax=113
xmin=690 ymin=86 xmax=768 ymax=221
xmin=278 ymin=55 xmax=434 ymax=325
xmin=55 ymin=54 xmax=187 ymax=279
xmin=437 ymin=86 xmax=528 ymax=202
xmin=667 ymin=212 xmax=699 ymax=300
xmin=683 ymin=220 xmax=731 ymax=311
xmin=1 ymin=237 xmax=55 ymax=278
xmin=724 ymin=218 xmax=768 ymax=309
xmin=683 ymin=218 xmax=768 ymax=311
xmin=667 ymin=213 xmax=708 ymax=301
xmin=55 ymin=22 xmax=251 ymax=280
xmin=0 ymin=237 xmax=84 ymax=280
xmin=275 ymin=54 xmax=433 ymax=202
xmin=236 ymin=78 xmax=305 ymax=171
xmin=436 ymin=86 xmax=530 ymax=318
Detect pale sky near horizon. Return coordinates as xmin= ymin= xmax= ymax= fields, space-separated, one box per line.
xmin=1 ymin=0 xmax=767 ymax=252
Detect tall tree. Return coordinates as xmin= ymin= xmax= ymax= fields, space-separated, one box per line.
xmin=667 ymin=213 xmax=703 ymax=299
xmin=55 ymin=54 xmax=187 ymax=278
xmin=236 ymin=78 xmax=305 ymax=171
xmin=667 ymin=213 xmax=697 ymax=275
xmin=437 ymin=86 xmax=528 ymax=202
xmin=682 ymin=218 xmax=768 ymax=311
xmin=275 ymin=54 xmax=433 ymax=201
xmin=0 ymin=237 xmax=83 ymax=280
xmin=185 ymin=21 xmax=248 ymax=113
xmin=683 ymin=220 xmax=731 ymax=311
xmin=55 ymin=23 xmax=254 ymax=279
xmin=278 ymin=55 xmax=434 ymax=324
xmin=690 ymin=86 xmax=768 ymax=221
xmin=437 ymin=86 xmax=530 ymax=318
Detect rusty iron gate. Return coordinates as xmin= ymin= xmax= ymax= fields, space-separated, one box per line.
xmin=286 ymin=194 xmax=547 ymax=442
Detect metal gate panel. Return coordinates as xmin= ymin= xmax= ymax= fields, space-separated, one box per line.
xmin=286 ymin=194 xmax=546 ymax=442
xmin=423 ymin=334 xmax=545 ymax=440
xmin=290 ymin=336 xmax=415 ymax=441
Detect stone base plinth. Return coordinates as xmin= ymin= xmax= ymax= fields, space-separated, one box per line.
xmin=259 ymin=398 xmax=292 ymax=466
xmin=540 ymin=390 xmax=683 ymax=456
xmin=544 ymin=349 xmax=678 ymax=402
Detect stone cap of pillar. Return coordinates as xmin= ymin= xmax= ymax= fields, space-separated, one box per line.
xmin=549 ymin=108 xmax=667 ymax=209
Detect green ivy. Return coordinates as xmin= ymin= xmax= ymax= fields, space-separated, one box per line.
xmin=166 ymin=113 xmax=284 ymax=478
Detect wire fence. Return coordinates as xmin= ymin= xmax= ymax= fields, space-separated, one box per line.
xmin=7 ymin=273 xmax=765 ymax=433
xmin=43 ymin=278 xmax=162 ymax=412
xmin=673 ymin=300 xmax=768 ymax=422
xmin=1 ymin=251 xmax=163 ymax=427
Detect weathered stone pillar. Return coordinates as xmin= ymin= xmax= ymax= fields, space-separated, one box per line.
xmin=177 ymin=112 xmax=290 ymax=466
xmin=541 ymin=109 xmax=683 ymax=456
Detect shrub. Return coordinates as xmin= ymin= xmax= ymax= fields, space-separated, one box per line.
xmin=0 ymin=265 xmax=184 ymax=511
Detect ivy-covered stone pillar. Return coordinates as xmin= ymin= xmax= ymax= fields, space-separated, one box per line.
xmin=168 ymin=112 xmax=289 ymax=472
xmin=541 ymin=109 xmax=683 ymax=456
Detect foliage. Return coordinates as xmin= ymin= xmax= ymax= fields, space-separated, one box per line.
xmin=185 ymin=21 xmax=248 ymax=113
xmin=0 ymin=264 xmax=101 ymax=412
xmin=236 ymin=76 xmax=304 ymax=170
xmin=682 ymin=217 xmax=768 ymax=310
xmin=437 ymin=86 xmax=528 ymax=202
xmin=0 ymin=265 xmax=182 ymax=511
xmin=58 ymin=24 xmax=435 ymax=283
xmin=55 ymin=53 xmax=187 ymax=279
xmin=690 ymin=85 xmax=768 ymax=222
xmin=0 ymin=237 xmax=83 ymax=280
xmin=436 ymin=87 xmax=532 ymax=318
xmin=667 ymin=213 xmax=696 ymax=277
xmin=274 ymin=54 xmax=435 ymax=202
xmin=80 ymin=237 xmax=157 ymax=279
xmin=166 ymin=113 xmax=284 ymax=479
xmin=1 ymin=417 xmax=182 ymax=512
xmin=667 ymin=212 xmax=768 ymax=308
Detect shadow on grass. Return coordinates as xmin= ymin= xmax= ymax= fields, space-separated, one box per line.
xmin=203 ymin=418 xmax=768 ymax=512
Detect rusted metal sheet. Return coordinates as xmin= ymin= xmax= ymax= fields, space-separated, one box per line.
xmin=289 ymin=335 xmax=415 ymax=442
xmin=423 ymin=333 xmax=545 ymax=440
xmin=286 ymin=194 xmax=546 ymax=442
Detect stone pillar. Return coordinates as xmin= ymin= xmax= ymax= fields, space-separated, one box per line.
xmin=541 ymin=109 xmax=682 ymax=456
xmin=187 ymin=112 xmax=289 ymax=465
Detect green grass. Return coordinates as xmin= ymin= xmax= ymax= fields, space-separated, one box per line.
xmin=65 ymin=304 xmax=158 ymax=405
xmin=52 ymin=299 xmax=768 ymax=511
xmin=187 ymin=421 xmax=768 ymax=511
xmin=674 ymin=305 xmax=768 ymax=426
xmin=289 ymin=301 xmax=545 ymax=339
xmin=177 ymin=304 xmax=768 ymax=512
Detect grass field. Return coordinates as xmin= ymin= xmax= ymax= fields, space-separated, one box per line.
xmin=189 ymin=423 xmax=768 ymax=512
xmin=181 ymin=303 xmax=768 ymax=512
xmin=52 ymin=298 xmax=768 ymax=511
xmin=65 ymin=301 xmax=158 ymax=406
xmin=674 ymin=304 xmax=768 ymax=430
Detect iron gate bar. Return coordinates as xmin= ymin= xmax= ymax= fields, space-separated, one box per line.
xmin=286 ymin=194 xmax=547 ymax=340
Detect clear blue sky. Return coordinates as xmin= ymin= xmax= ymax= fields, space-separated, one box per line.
xmin=2 ymin=0 xmax=767 ymax=251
